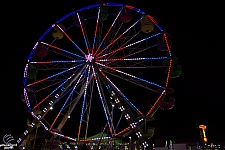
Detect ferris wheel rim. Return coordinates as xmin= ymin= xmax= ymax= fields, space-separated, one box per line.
xmin=20 ymin=2 xmax=173 ymax=147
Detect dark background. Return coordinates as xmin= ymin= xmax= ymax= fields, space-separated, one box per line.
xmin=0 ymin=0 xmax=224 ymax=143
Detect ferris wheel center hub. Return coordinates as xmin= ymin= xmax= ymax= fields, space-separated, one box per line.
xmin=85 ymin=53 xmax=95 ymax=63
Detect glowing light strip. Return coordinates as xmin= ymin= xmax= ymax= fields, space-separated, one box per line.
xmin=96 ymin=62 xmax=162 ymax=88
xmin=24 ymin=88 xmax=31 ymax=109
xmin=109 ymin=66 xmax=166 ymax=69
xmin=50 ymin=131 xmax=77 ymax=141
xmin=97 ymin=57 xmax=168 ymax=62
xmin=92 ymin=66 xmax=112 ymax=133
xmin=55 ymin=24 xmax=86 ymax=56
xmin=30 ymin=112 xmax=48 ymax=130
xmin=41 ymin=42 xmax=84 ymax=58
xmin=97 ymin=16 xmax=144 ymax=57
xmin=33 ymin=95 xmax=50 ymax=109
xmin=57 ymin=11 xmax=75 ymax=23
xmin=77 ymin=12 xmax=90 ymax=54
xmin=94 ymin=7 xmax=124 ymax=55
xmin=77 ymin=4 xmax=100 ymax=12
xmin=163 ymin=33 xmax=173 ymax=90
xmin=147 ymin=15 xmax=163 ymax=31
xmin=146 ymin=34 xmax=173 ymax=116
xmin=49 ymin=112 xmax=60 ymax=130
xmin=27 ymin=42 xmax=39 ymax=62
xmin=103 ymin=3 xmax=124 ymax=7
xmin=115 ymin=126 xmax=130 ymax=136
xmin=78 ymin=66 xmax=91 ymax=139
xmin=105 ymin=75 xmax=143 ymax=115
xmin=146 ymin=90 xmax=165 ymax=116
xmin=125 ymin=5 xmax=145 ymax=14
xmin=98 ymin=33 xmax=161 ymax=58
xmin=164 ymin=33 xmax=172 ymax=101
xmin=27 ymin=64 xmax=82 ymax=86
xmin=30 ymin=60 xmax=85 ymax=64
xmin=164 ymin=33 xmax=172 ymax=57
xmin=92 ymin=6 xmax=101 ymax=54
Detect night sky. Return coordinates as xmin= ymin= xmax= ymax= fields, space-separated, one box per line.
xmin=0 ymin=0 xmax=224 ymax=144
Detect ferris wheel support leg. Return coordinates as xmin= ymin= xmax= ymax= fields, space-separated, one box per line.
xmin=93 ymin=64 xmax=150 ymax=149
xmin=53 ymin=77 xmax=93 ymax=139
xmin=16 ymin=64 xmax=87 ymax=148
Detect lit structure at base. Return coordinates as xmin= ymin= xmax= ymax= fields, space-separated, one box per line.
xmin=199 ymin=125 xmax=207 ymax=143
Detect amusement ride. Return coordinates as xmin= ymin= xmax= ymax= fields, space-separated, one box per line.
xmin=17 ymin=2 xmax=181 ymax=149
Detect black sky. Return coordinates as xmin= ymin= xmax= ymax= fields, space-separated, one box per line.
xmin=0 ymin=0 xmax=224 ymax=143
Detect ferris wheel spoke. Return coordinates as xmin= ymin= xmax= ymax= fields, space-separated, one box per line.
xmin=52 ymin=79 xmax=93 ymax=138
xmin=101 ymin=29 xmax=138 ymax=59
xmin=104 ymin=44 xmax=158 ymax=67
xmin=54 ymin=24 xmax=86 ymax=56
xmin=146 ymin=95 xmax=163 ymax=116
xmin=91 ymin=6 xmax=101 ymax=54
xmin=126 ymin=44 xmax=157 ymax=58
xmin=102 ymin=69 xmax=157 ymax=94
xmin=36 ymin=79 xmax=65 ymax=93
xmin=76 ymin=12 xmax=91 ymax=54
xmin=110 ymin=21 xmax=123 ymax=44
xmin=97 ymin=57 xmax=168 ymax=62
xmin=47 ymin=47 xmax=76 ymax=60
xmin=96 ymin=16 xmax=144 ymax=57
xmin=49 ymin=65 xmax=89 ymax=130
xmin=98 ymin=74 xmax=116 ymax=135
xmin=27 ymin=64 xmax=83 ymax=87
xmin=97 ymin=32 xmax=161 ymax=59
xmin=94 ymin=7 xmax=123 ymax=56
xmin=30 ymin=60 xmax=85 ymax=64
xmin=106 ymin=58 xmax=169 ymax=69
xmin=105 ymin=30 xmax=141 ymax=57
xmin=33 ymin=73 xmax=77 ymax=109
xmin=92 ymin=66 xmax=113 ymax=134
xmin=40 ymin=41 xmax=84 ymax=59
xmin=105 ymin=74 xmax=143 ymax=116
xmin=78 ymin=66 xmax=91 ymax=139
xmin=96 ymin=62 xmax=163 ymax=89
xmin=147 ymin=15 xmax=163 ymax=32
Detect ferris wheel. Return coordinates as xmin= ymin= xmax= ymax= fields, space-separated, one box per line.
xmin=18 ymin=2 xmax=181 ymax=149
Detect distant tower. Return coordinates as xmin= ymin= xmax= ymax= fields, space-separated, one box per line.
xmin=198 ymin=125 xmax=208 ymax=143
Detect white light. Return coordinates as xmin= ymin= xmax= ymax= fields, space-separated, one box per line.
xmin=50 ymin=107 xmax=53 ymax=110
xmin=68 ymin=115 xmax=70 ymax=118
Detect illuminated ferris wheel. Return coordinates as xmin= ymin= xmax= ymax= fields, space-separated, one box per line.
xmin=18 ymin=2 xmax=181 ymax=149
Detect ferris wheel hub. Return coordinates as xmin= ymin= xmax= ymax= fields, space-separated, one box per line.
xmin=85 ymin=53 xmax=94 ymax=63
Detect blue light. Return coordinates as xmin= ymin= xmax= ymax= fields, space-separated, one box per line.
xmin=57 ymin=11 xmax=75 ymax=23
xmin=103 ymin=3 xmax=124 ymax=7
xmin=39 ymin=25 xmax=53 ymax=40
xmin=78 ymin=4 xmax=99 ymax=12
xmin=23 ymin=77 xmax=26 ymax=86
